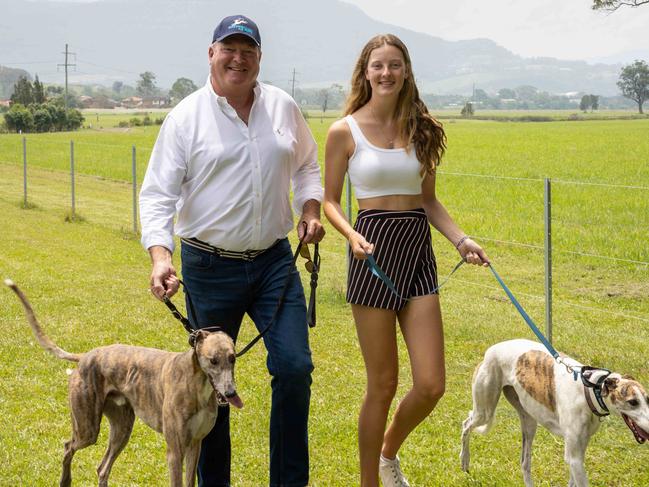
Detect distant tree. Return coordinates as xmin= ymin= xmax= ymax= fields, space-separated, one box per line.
xmin=64 ymin=108 xmax=84 ymax=131
xmin=47 ymin=85 xmax=64 ymax=96
xmin=515 ymin=85 xmax=538 ymax=101
xmin=330 ymin=83 xmax=345 ymax=108
xmin=579 ymin=95 xmax=591 ymax=112
xmin=45 ymin=102 xmax=67 ymax=131
xmin=473 ymin=88 xmax=489 ymax=102
xmin=33 ymin=75 xmax=46 ymax=103
xmin=10 ymin=76 xmax=34 ymax=105
xmin=592 ymin=0 xmax=649 ymax=11
xmin=318 ymin=88 xmax=329 ymax=113
xmin=617 ymin=60 xmax=649 ymax=114
xmin=136 ymin=71 xmax=158 ymax=97
xmin=33 ymin=106 xmax=53 ymax=132
xmin=169 ymin=77 xmax=198 ymax=103
xmin=590 ymin=94 xmax=599 ymax=111
xmin=498 ymin=88 xmax=516 ymax=99
xmin=4 ymin=104 xmax=34 ymax=132
xmin=112 ymin=81 xmax=124 ymax=95
xmin=461 ymin=102 xmax=474 ymax=117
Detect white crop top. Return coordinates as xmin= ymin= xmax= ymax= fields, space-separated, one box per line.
xmin=345 ymin=115 xmax=424 ymax=199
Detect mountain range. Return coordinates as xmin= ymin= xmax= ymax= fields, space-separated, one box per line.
xmin=0 ymin=0 xmax=628 ymax=95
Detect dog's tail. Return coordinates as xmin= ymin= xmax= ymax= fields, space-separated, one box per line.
xmin=471 ymin=360 xmax=500 ymax=435
xmin=5 ymin=279 xmax=81 ymax=362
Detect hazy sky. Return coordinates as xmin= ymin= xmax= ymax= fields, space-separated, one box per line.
xmin=342 ymin=0 xmax=649 ymax=61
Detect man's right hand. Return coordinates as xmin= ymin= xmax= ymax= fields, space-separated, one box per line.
xmin=148 ymin=245 xmax=180 ymax=301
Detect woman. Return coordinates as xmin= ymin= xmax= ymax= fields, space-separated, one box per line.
xmin=323 ymin=34 xmax=489 ymax=487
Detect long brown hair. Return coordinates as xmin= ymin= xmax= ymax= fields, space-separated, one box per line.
xmin=344 ymin=34 xmax=446 ymax=174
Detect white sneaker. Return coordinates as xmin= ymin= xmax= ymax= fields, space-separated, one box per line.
xmin=379 ymin=454 xmax=411 ymax=487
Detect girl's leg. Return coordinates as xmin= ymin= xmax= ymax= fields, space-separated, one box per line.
xmin=382 ymin=294 xmax=445 ymax=459
xmin=352 ymin=304 xmax=399 ymax=487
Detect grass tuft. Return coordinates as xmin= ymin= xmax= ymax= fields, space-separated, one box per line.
xmin=63 ymin=211 xmax=87 ymax=223
xmin=18 ymin=199 xmax=39 ymax=210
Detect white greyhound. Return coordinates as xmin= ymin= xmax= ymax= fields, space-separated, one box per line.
xmin=460 ymin=339 xmax=649 ymax=487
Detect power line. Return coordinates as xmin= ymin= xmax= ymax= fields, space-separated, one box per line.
xmin=76 ymin=59 xmax=139 ymax=75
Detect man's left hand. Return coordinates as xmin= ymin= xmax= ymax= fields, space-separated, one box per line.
xmin=298 ymin=200 xmax=325 ymax=244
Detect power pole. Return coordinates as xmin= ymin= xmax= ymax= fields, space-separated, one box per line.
xmin=291 ymin=68 xmax=297 ymax=99
xmin=58 ymin=44 xmax=76 ymax=110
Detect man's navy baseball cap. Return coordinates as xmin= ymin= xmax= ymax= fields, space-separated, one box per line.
xmin=212 ymin=15 xmax=261 ymax=46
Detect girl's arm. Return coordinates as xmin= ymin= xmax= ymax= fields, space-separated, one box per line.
xmin=323 ymin=120 xmax=374 ymax=259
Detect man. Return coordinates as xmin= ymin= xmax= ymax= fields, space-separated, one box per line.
xmin=139 ymin=14 xmax=324 ymax=487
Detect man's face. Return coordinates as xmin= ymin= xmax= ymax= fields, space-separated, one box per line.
xmin=209 ymin=35 xmax=261 ymax=96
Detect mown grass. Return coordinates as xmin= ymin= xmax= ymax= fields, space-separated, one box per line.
xmin=0 ymin=117 xmax=648 ymax=486
xmin=305 ymin=109 xmax=648 ymax=122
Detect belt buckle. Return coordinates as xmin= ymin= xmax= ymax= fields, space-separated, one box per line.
xmin=241 ymin=250 xmax=255 ymax=262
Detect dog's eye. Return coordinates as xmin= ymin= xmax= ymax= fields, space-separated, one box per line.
xmin=628 ymin=399 xmax=639 ymax=407
xmin=210 ymin=357 xmax=219 ymax=365
xmin=228 ymin=354 xmax=235 ymax=364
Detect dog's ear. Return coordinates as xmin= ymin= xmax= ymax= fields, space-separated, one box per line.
xmin=188 ymin=329 xmax=208 ymax=348
xmin=603 ymin=376 xmax=619 ymax=395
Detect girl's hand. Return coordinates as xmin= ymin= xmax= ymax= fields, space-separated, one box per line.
xmin=457 ymin=237 xmax=490 ymax=267
xmin=348 ymin=231 xmax=375 ymax=260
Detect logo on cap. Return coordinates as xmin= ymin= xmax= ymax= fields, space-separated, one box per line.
xmin=228 ymin=18 xmax=254 ymax=35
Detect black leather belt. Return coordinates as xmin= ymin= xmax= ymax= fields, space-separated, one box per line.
xmin=181 ymin=237 xmax=280 ymax=261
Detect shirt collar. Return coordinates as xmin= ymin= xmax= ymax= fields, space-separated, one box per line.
xmin=206 ymin=76 xmax=261 ymax=109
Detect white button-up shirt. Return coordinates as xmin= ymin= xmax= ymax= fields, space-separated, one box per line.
xmin=139 ymin=79 xmax=322 ymax=252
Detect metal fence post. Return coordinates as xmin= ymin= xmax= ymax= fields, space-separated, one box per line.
xmin=544 ymin=178 xmax=553 ymax=344
xmin=22 ymin=137 xmax=27 ymax=207
xmin=132 ymin=145 xmax=137 ymax=233
xmin=70 ymin=140 xmax=75 ymax=219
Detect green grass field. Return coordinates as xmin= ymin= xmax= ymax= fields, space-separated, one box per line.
xmin=1 ymin=115 xmax=648 ymax=486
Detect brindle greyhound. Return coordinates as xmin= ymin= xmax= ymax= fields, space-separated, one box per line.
xmin=460 ymin=339 xmax=649 ymax=487
xmin=5 ymin=279 xmax=243 ymax=487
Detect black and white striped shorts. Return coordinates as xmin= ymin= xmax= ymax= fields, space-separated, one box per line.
xmin=347 ymin=208 xmax=439 ymax=311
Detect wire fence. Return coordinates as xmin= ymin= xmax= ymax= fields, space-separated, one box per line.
xmin=2 ymin=138 xmax=648 ymax=333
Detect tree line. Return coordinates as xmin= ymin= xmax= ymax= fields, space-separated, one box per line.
xmin=3 ymin=58 xmax=648 ymax=133
xmin=4 ymin=76 xmax=84 ymax=133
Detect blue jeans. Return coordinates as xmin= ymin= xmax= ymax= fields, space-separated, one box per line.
xmin=181 ymin=238 xmax=313 ymax=487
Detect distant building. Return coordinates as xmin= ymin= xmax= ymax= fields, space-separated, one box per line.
xmin=141 ymin=96 xmax=171 ymax=108
xmin=121 ymin=96 xmax=143 ymax=108
xmin=0 ymin=99 xmax=11 ymax=108
xmin=79 ymin=95 xmax=119 ymax=109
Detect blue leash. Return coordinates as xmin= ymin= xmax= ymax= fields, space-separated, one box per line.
xmin=364 ymin=254 xmax=465 ymax=299
xmin=365 ymin=253 xmax=563 ymax=362
xmin=365 ymin=253 xmax=589 ymax=381
xmin=486 ymin=264 xmax=560 ymax=360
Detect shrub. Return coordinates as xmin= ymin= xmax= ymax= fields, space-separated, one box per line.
xmin=461 ymin=102 xmax=474 ymax=118
xmin=142 ymin=115 xmax=152 ymax=126
xmin=4 ymin=104 xmax=34 ymax=133
xmin=65 ymin=109 xmax=84 ymax=131
xmin=33 ymin=107 xmax=53 ymax=132
xmin=130 ymin=117 xmax=142 ymax=127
